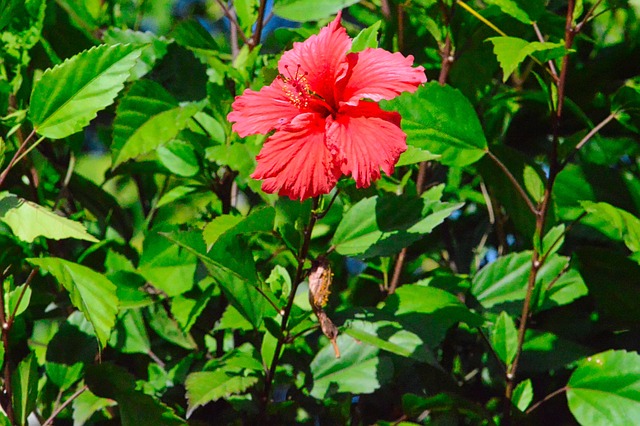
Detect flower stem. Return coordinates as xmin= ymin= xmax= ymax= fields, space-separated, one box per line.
xmin=485 ymin=150 xmax=538 ymax=216
xmin=262 ymin=197 xmax=320 ymax=415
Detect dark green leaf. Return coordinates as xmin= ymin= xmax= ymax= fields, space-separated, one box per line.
xmin=185 ymin=371 xmax=259 ymax=417
xmin=332 ymin=185 xmax=462 ymax=258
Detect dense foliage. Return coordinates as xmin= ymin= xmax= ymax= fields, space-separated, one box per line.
xmin=1 ymin=0 xmax=640 ymax=424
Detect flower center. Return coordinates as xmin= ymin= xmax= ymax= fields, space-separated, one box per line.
xmin=278 ymin=64 xmax=312 ymax=109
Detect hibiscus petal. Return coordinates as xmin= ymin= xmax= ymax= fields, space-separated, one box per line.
xmin=328 ymin=102 xmax=407 ymax=188
xmin=278 ymin=13 xmax=351 ymax=106
xmin=227 ymin=80 xmax=301 ymax=137
xmin=251 ymin=113 xmax=341 ymax=200
xmin=340 ymin=48 xmax=427 ymax=105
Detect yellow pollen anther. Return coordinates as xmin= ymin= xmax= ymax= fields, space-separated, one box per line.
xmin=279 ymin=64 xmax=312 ymax=108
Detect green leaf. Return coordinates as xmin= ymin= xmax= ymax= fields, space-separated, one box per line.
xmin=484 ymin=0 xmax=532 ymax=24
xmin=332 ymin=185 xmax=463 ymax=258
xmin=402 ymin=393 xmax=495 ymax=423
xmin=350 ymin=20 xmax=381 ymax=52
xmin=109 ymin=309 xmax=150 ymax=354
xmin=567 ymin=350 xmax=640 ymax=426
xmin=103 ymin=28 xmax=170 ymax=80
xmin=11 ymin=354 xmax=38 ymax=426
xmin=343 ymin=319 xmax=437 ymax=365
xmin=86 ymin=363 xmax=186 ymax=425
xmin=492 ymin=311 xmax=518 ymax=365
xmin=396 ymin=145 xmax=440 ymax=166
xmin=5 ymin=283 xmax=31 ymax=319
xmin=382 ymin=284 xmax=483 ymax=347
xmin=185 ymin=371 xmax=259 ymax=417
xmin=157 ymin=139 xmax=200 ymax=177
xmin=384 ymin=83 xmax=488 ymax=166
xmin=138 ymin=230 xmax=197 ymax=297
xmin=488 ymin=37 xmax=566 ymax=82
xmin=471 ymin=251 xmax=588 ymax=315
xmin=273 ymin=0 xmax=361 ymax=22
xmin=512 ymin=379 xmax=533 ymax=412
xmin=523 ymin=164 xmax=545 ymax=202
xmin=612 ymin=82 xmax=640 ymax=133
xmin=27 ymin=258 xmax=118 ymax=347
xmin=72 ymin=388 xmax=116 ymax=426
xmin=310 ymin=334 xmax=392 ymax=398
xmin=581 ymin=201 xmax=640 ymax=255
xmin=203 ymin=214 xmax=243 ymax=247
xmin=542 ymin=224 xmax=566 ymax=257
xmin=0 ymin=193 xmax=98 ymax=243
xmin=112 ymin=93 xmax=206 ymax=167
xmin=29 ymin=44 xmax=142 ymax=139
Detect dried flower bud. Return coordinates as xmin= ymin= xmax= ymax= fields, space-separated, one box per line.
xmin=308 ymin=256 xmax=332 ymax=309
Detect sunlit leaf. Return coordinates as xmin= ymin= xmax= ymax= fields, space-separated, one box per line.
xmin=568 ymin=350 xmax=640 ymax=426
xmin=0 ymin=193 xmax=98 ymax=243
xmin=27 ymin=258 xmax=118 ymax=347
xmin=29 ymin=44 xmax=141 ymax=139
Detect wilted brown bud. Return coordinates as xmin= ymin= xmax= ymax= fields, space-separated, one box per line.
xmin=308 ymin=256 xmax=332 ymax=310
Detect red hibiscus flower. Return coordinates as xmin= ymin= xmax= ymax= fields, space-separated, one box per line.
xmin=227 ymin=12 xmax=427 ymax=200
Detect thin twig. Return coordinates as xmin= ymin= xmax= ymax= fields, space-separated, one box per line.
xmin=250 ymin=0 xmax=268 ymax=49
xmin=561 ymin=112 xmax=617 ymax=169
xmin=486 ymin=150 xmax=538 ymax=216
xmin=254 ymin=285 xmax=284 ymax=316
xmin=8 ymin=269 xmax=38 ymax=328
xmin=540 ymin=211 xmax=587 ymax=263
xmin=532 ymin=22 xmax=559 ymax=82
xmin=525 ymin=386 xmax=567 ymax=414
xmin=575 ymin=0 xmax=605 ymax=32
xmin=42 ymin=385 xmax=89 ymax=426
xmin=387 ymin=249 xmax=406 ymax=295
xmin=213 ymin=0 xmax=250 ymax=45
xmin=0 ymin=129 xmax=37 ymax=189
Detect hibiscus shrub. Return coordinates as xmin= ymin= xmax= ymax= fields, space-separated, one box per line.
xmin=1 ymin=0 xmax=640 ymax=425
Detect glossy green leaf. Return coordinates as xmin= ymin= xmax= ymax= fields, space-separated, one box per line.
xmin=0 ymin=193 xmax=98 ymax=243
xmin=72 ymin=388 xmax=117 ymax=426
xmin=86 ymin=363 xmax=186 ymax=425
xmin=568 ymin=350 xmax=640 ymax=426
xmin=512 ymin=379 xmax=533 ymax=412
xmin=185 ymin=371 xmax=259 ymax=417
xmin=28 ymin=258 xmax=118 ymax=347
xmin=310 ymin=334 xmax=392 ymax=398
xmin=396 ymin=145 xmax=440 ymax=166
xmin=273 ymin=0 xmax=361 ymax=22
xmin=492 ymin=311 xmax=518 ymax=365
xmin=11 ymin=353 xmax=38 ymax=426
xmin=29 ymin=44 xmax=141 ymax=139
xmin=332 ymin=185 xmax=463 ymax=258
xmin=581 ymin=201 xmax=640 ymax=255
xmin=350 ymin=20 xmax=381 ymax=52
xmin=203 ymin=214 xmax=243 ymax=247
xmin=523 ymin=164 xmax=545 ymax=202
xmin=611 ymin=80 xmax=640 ymax=133
xmin=103 ymin=28 xmax=170 ymax=80
xmin=488 ymin=37 xmax=566 ymax=82
xmin=484 ymin=0 xmax=532 ymax=23
xmin=157 ymin=139 xmax=200 ymax=177
xmin=382 ymin=284 xmax=483 ymax=347
xmin=138 ymin=231 xmax=197 ymax=297
xmin=384 ymin=83 xmax=488 ymax=166
xmin=343 ymin=319 xmax=437 ymax=365
xmin=471 ymin=251 xmax=588 ymax=315
xmin=109 ymin=309 xmax=150 ymax=354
